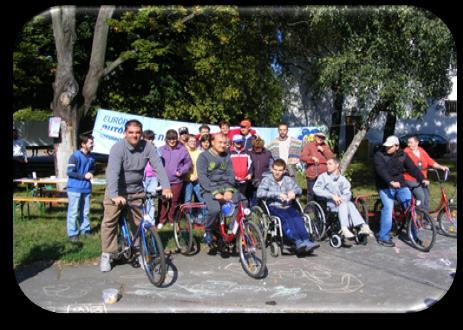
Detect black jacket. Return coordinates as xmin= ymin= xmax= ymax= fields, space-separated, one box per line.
xmin=374 ymin=148 xmax=425 ymax=190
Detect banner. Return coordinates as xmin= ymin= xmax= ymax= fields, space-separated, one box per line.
xmin=92 ymin=108 xmax=327 ymax=155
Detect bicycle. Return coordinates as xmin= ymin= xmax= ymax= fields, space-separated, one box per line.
xmin=209 ymin=199 xmax=267 ymax=279
xmin=173 ymin=201 xmax=206 ymax=255
xmin=114 ymin=193 xmax=167 ymax=286
xmin=371 ymin=189 xmax=436 ymax=252
xmin=426 ymin=168 xmax=457 ymax=237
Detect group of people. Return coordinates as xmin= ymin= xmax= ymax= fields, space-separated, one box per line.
xmin=39 ymin=118 xmax=448 ymax=272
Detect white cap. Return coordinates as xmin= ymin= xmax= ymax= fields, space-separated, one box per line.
xmin=382 ymin=135 xmax=400 ymax=147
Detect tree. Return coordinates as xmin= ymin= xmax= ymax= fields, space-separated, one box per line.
xmin=276 ymin=6 xmax=455 ymax=173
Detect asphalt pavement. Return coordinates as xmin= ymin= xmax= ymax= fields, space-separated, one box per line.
xmin=15 ymin=232 xmax=457 ymax=313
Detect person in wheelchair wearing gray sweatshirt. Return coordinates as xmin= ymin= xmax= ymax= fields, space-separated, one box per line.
xmin=313 ymin=157 xmax=373 ymax=240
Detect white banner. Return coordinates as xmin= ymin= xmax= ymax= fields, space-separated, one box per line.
xmin=92 ymin=108 xmax=327 ymax=155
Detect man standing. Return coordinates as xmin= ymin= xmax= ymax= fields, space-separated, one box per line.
xmin=100 ymin=120 xmax=172 ymax=272
xmin=13 ymin=128 xmax=28 ymax=178
xmin=238 ymin=119 xmax=257 ymax=151
xmin=66 ymin=134 xmax=96 ymax=242
xmin=158 ymin=129 xmax=192 ymax=229
xmin=374 ymin=135 xmax=426 ymax=247
xmin=266 ymin=122 xmax=302 ymax=177
xmin=300 ymin=132 xmax=334 ymax=202
xmin=197 ymin=133 xmax=242 ymax=246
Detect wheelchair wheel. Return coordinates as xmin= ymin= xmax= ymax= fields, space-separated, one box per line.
xmin=330 ymin=234 xmax=342 ymax=248
xmin=270 ymin=241 xmax=280 ymax=258
xmin=237 ymin=221 xmax=266 ymax=279
xmin=173 ymin=207 xmax=193 ymax=255
xmin=303 ymin=201 xmax=326 ymax=241
xmin=438 ymin=205 xmax=457 ymax=237
xmin=250 ymin=205 xmax=269 ymax=237
xmin=408 ymin=209 xmax=436 ymax=252
xmin=141 ymin=226 xmax=167 ymax=287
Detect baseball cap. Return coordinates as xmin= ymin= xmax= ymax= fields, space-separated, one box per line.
xmin=382 ymin=135 xmax=400 ymax=147
xmin=240 ymin=120 xmax=251 ymax=128
xmin=232 ymin=135 xmax=244 ymax=143
xmin=178 ymin=127 xmax=189 ymax=135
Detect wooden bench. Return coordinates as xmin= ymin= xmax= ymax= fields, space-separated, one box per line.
xmin=13 ymin=196 xmax=69 ymax=220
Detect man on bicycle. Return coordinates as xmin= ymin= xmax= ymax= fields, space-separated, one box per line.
xmin=403 ymin=135 xmax=449 ymax=212
xmin=197 ymin=133 xmax=242 ymax=246
xmin=374 ymin=135 xmax=427 ymax=247
xmin=100 ymin=119 xmax=173 ymax=272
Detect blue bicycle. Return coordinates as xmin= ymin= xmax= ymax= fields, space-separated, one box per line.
xmin=115 ymin=193 xmax=167 ymax=286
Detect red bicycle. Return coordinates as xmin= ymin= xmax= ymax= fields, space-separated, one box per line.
xmin=426 ymin=169 xmax=457 ymax=237
xmin=370 ymin=191 xmax=436 ymax=252
xmin=173 ymin=200 xmax=267 ymax=279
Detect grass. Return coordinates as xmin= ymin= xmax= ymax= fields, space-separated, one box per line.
xmin=13 ymin=159 xmax=457 ymax=268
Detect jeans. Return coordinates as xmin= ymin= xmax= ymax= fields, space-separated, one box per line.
xmin=184 ymin=181 xmax=207 ymax=218
xmin=66 ymin=191 xmax=91 ymax=237
xmin=144 ymin=176 xmax=158 ymax=221
xmin=378 ymin=187 xmax=411 ymax=241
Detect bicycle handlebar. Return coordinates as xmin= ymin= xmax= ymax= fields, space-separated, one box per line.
xmin=426 ymin=168 xmax=449 ymax=182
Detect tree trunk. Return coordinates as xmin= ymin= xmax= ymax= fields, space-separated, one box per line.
xmin=79 ymin=6 xmax=115 ymax=120
xmin=51 ymin=6 xmax=78 ymax=189
xmin=339 ymin=99 xmax=389 ymax=174
xmin=329 ymin=85 xmax=343 ymax=154
xmin=382 ymin=110 xmax=397 ymax=142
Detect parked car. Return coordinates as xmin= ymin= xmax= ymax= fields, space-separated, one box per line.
xmin=399 ymin=134 xmax=449 ymax=158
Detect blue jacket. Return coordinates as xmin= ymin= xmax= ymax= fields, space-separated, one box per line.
xmin=66 ymin=150 xmax=96 ymax=193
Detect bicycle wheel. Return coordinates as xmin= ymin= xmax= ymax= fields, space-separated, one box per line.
xmin=237 ymin=221 xmax=266 ymax=279
xmin=173 ymin=208 xmax=194 ymax=254
xmin=141 ymin=226 xmax=167 ymax=286
xmin=407 ymin=209 xmax=436 ymax=252
xmin=438 ymin=205 xmax=457 ymax=237
xmin=250 ymin=205 xmax=269 ymax=237
xmin=303 ymin=201 xmax=326 ymax=241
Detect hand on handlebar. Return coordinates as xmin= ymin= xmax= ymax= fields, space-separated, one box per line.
xmin=112 ymin=196 xmax=127 ymax=206
xmin=223 ymin=191 xmax=233 ymax=201
xmin=422 ymin=180 xmax=430 ymax=187
xmin=162 ymin=188 xmax=173 ymax=199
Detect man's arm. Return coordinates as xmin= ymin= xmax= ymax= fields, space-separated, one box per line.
xmin=312 ymin=174 xmax=333 ymax=200
xmin=197 ymin=153 xmax=214 ymax=193
xmin=149 ymin=146 xmax=170 ymax=189
xmin=374 ymin=152 xmax=394 ymax=186
xmin=339 ymin=176 xmax=352 ymax=201
xmin=106 ymin=144 xmax=124 ymax=199
xmin=67 ymin=154 xmax=85 ymax=180
xmin=256 ymin=177 xmax=278 ymax=200
xmin=404 ymin=154 xmax=425 ymax=183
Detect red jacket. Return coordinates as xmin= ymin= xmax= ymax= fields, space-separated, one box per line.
xmin=230 ymin=147 xmax=253 ymax=182
xmin=403 ymin=147 xmax=436 ymax=182
xmin=300 ymin=141 xmax=334 ymax=180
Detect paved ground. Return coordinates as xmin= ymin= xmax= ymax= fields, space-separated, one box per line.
xmin=15 ymin=233 xmax=457 ymax=313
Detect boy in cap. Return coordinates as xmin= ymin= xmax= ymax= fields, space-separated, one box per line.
xmin=374 ymin=135 xmax=426 ymax=247
xmin=230 ymin=134 xmax=253 ymax=204
xmin=300 ymin=131 xmax=334 ymax=202
xmin=178 ymin=127 xmax=190 ymax=145
xmin=239 ymin=119 xmax=257 ymax=151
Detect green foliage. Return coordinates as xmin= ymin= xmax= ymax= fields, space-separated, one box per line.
xmin=13 ymin=108 xmax=52 ymax=121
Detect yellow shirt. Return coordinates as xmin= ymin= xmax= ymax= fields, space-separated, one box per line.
xmin=185 ymin=148 xmax=202 ymax=182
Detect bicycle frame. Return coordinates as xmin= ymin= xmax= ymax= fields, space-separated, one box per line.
xmin=218 ymin=201 xmax=246 ymax=243
xmin=427 ymin=169 xmax=451 ymax=216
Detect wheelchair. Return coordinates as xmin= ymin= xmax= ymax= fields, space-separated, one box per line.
xmin=250 ymin=198 xmax=324 ymax=257
xmin=304 ymin=197 xmax=370 ymax=248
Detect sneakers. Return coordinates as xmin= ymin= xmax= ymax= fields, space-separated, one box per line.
xmin=157 ymin=223 xmax=164 ymax=230
xmin=341 ymin=227 xmax=355 ymax=239
xmin=302 ymin=240 xmax=320 ymax=253
xmin=294 ymin=240 xmax=306 ymax=254
xmin=100 ymin=252 xmax=112 ymax=272
xmin=359 ymin=224 xmax=374 ymax=236
xmin=377 ymin=238 xmax=395 ymax=247
xmin=68 ymin=235 xmax=79 ymax=242
xmin=203 ymin=231 xmax=214 ymax=246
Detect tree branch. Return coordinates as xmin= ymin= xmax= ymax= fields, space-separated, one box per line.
xmin=102 ymin=54 xmax=129 ymax=77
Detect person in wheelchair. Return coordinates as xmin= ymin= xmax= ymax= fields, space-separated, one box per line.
xmin=313 ymin=157 xmax=374 ymax=243
xmin=197 ymin=133 xmax=243 ymax=246
xmin=257 ymin=159 xmax=320 ymax=254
